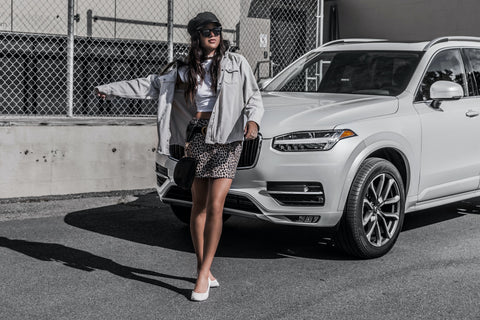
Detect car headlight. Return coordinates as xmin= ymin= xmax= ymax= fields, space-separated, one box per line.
xmin=272 ymin=129 xmax=356 ymax=152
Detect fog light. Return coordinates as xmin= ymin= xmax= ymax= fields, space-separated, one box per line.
xmin=267 ymin=182 xmax=325 ymax=206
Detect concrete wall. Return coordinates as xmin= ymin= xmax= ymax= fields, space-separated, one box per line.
xmin=0 ymin=120 xmax=157 ymax=199
xmin=336 ymin=0 xmax=480 ymax=40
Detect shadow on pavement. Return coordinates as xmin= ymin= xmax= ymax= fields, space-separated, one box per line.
xmin=401 ymin=198 xmax=478 ymax=231
xmin=64 ymin=192 xmax=478 ymax=261
xmin=64 ymin=192 xmax=348 ymax=261
xmin=455 ymin=199 xmax=480 ymax=215
xmin=0 ymin=236 xmax=193 ymax=298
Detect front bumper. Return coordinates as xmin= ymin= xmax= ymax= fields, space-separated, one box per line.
xmin=156 ymin=138 xmax=358 ymax=227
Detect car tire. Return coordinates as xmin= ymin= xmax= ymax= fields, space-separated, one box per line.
xmin=169 ymin=204 xmax=231 ymax=225
xmin=336 ymin=157 xmax=405 ymax=259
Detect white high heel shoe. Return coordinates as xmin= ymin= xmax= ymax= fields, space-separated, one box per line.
xmin=191 ymin=279 xmax=211 ymax=302
xmin=209 ymin=277 xmax=220 ymax=288
xmin=196 ymin=269 xmax=219 ymax=287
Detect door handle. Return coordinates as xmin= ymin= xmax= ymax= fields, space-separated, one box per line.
xmin=465 ymin=110 xmax=479 ymax=118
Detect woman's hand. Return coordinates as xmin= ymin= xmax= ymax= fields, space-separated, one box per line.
xmin=94 ymin=88 xmax=108 ymax=100
xmin=244 ymin=121 xmax=259 ymax=140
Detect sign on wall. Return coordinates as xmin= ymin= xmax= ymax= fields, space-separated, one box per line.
xmin=259 ymin=33 xmax=268 ymax=48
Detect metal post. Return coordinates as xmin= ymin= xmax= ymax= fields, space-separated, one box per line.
xmin=10 ymin=0 xmax=13 ymax=31
xmin=114 ymin=0 xmax=117 ymax=38
xmin=320 ymin=0 xmax=324 ymax=46
xmin=87 ymin=10 xmax=93 ymax=37
xmin=167 ymin=0 xmax=174 ymax=62
xmin=315 ymin=0 xmax=324 ymax=89
xmin=66 ymin=0 xmax=75 ymax=117
xmin=316 ymin=0 xmax=324 ymax=48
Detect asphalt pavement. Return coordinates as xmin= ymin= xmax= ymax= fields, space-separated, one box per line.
xmin=0 ymin=192 xmax=479 ymax=320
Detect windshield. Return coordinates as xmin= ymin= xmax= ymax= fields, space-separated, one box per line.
xmin=263 ymin=50 xmax=423 ymax=96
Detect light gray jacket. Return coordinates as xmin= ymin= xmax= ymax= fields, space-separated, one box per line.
xmin=95 ymin=52 xmax=264 ymax=156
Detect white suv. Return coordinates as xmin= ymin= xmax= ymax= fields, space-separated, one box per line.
xmin=156 ymin=37 xmax=480 ymax=258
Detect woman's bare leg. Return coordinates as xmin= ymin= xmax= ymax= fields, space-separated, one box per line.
xmin=193 ymin=178 xmax=232 ymax=293
xmin=190 ymin=178 xmax=209 ymax=275
xmin=190 ymin=177 xmax=217 ymax=289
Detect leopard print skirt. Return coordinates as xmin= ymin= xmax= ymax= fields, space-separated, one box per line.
xmin=185 ymin=119 xmax=243 ymax=179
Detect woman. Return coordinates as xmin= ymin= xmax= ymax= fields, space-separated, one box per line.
xmin=95 ymin=12 xmax=263 ymax=302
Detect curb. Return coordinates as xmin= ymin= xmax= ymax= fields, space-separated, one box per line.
xmin=0 ymin=188 xmax=157 ymax=204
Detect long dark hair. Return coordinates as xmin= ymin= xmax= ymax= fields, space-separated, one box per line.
xmin=185 ymin=29 xmax=226 ymax=106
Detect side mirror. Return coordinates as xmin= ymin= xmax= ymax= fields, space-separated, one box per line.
xmin=258 ymin=78 xmax=272 ymax=90
xmin=429 ymin=81 xmax=464 ymax=109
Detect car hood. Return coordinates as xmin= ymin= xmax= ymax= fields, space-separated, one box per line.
xmin=259 ymin=92 xmax=398 ymax=138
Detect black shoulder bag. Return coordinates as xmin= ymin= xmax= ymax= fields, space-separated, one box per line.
xmin=173 ymin=123 xmax=198 ymax=190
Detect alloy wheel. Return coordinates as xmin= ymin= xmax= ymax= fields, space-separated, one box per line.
xmin=362 ymin=173 xmax=401 ymax=247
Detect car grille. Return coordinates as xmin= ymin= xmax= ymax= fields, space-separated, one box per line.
xmin=238 ymin=136 xmax=261 ymax=168
xmin=163 ymin=186 xmax=262 ymax=214
xmin=169 ymin=145 xmax=185 ymax=160
xmin=156 ymin=163 xmax=168 ymax=176
xmin=168 ymin=136 xmax=261 ymax=169
xmin=157 ymin=175 xmax=167 ymax=186
xmin=156 ymin=163 xmax=168 ymax=186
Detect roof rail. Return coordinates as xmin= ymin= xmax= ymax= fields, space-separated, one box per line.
xmin=423 ymin=36 xmax=480 ymax=51
xmin=321 ymin=38 xmax=388 ymax=48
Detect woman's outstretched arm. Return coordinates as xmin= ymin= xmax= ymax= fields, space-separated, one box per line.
xmin=94 ymin=74 xmax=160 ymax=100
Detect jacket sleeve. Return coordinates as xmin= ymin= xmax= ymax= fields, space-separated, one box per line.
xmin=240 ymin=57 xmax=264 ymax=127
xmin=94 ymin=74 xmax=160 ymax=100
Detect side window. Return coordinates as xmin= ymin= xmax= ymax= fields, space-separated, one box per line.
xmin=464 ymin=48 xmax=480 ymax=96
xmin=415 ymin=49 xmax=467 ymax=102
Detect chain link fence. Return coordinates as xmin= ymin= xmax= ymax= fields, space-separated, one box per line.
xmin=0 ymin=0 xmax=324 ymax=117
xmin=1 ymin=0 xmax=69 ymax=115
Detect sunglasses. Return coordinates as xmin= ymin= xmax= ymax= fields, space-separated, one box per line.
xmin=199 ymin=27 xmax=222 ymax=38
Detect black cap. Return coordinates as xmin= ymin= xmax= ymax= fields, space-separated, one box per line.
xmin=187 ymin=12 xmax=221 ymax=36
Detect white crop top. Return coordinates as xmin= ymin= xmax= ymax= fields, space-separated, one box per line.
xmin=178 ymin=59 xmax=216 ymax=113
